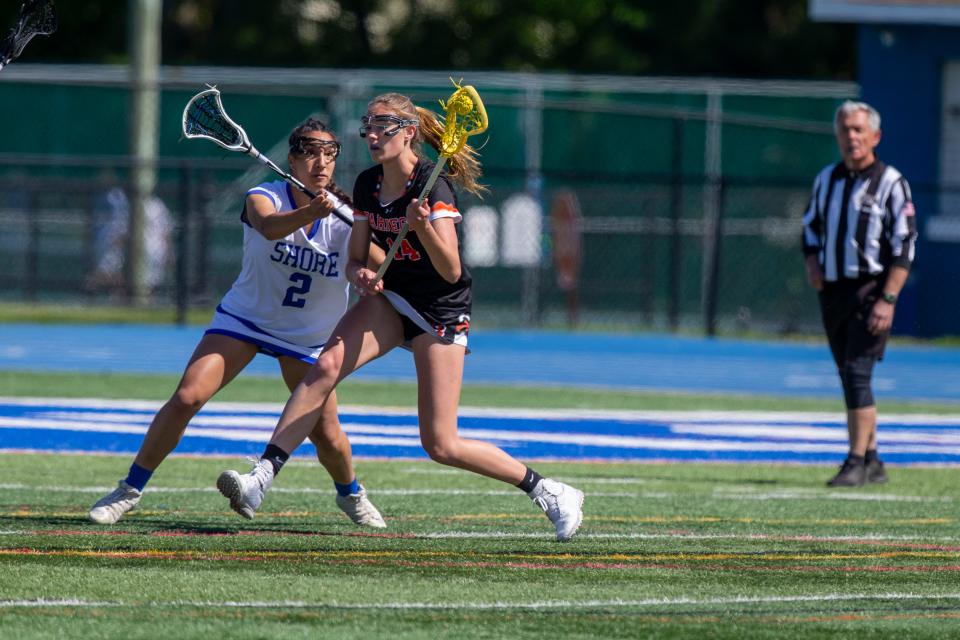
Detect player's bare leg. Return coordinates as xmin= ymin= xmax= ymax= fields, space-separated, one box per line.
xmin=137 ymin=335 xmax=257 ymax=468
xmin=279 ymin=357 xmax=355 ymax=483
xmin=413 ymin=337 xmax=526 ymax=482
xmin=279 ymin=356 xmax=385 ymax=527
xmin=90 ymin=334 xmax=256 ymax=524
xmin=217 ymin=297 xmax=401 ymax=523
xmin=270 ymin=295 xmax=403 ymax=454
xmin=412 ymin=334 xmax=584 ymax=542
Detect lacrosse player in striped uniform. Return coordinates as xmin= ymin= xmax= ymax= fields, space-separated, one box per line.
xmin=217 ymin=93 xmax=584 ymax=542
xmin=89 ymin=118 xmax=386 ymax=528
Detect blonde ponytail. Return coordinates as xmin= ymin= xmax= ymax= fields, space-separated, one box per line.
xmin=367 ymin=93 xmax=487 ymax=196
xmin=414 ymin=106 xmax=486 ymax=197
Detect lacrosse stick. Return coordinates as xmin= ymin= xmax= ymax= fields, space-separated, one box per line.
xmin=0 ymin=0 xmax=57 ymax=71
xmin=182 ymin=86 xmax=353 ymax=226
xmin=370 ymin=79 xmax=489 ymax=285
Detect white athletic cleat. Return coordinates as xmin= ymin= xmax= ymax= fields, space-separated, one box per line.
xmin=529 ymin=478 xmax=584 ymax=542
xmin=335 ymin=485 xmax=387 ymax=529
xmin=217 ymin=458 xmax=274 ymax=520
xmin=89 ymin=480 xmax=142 ymax=525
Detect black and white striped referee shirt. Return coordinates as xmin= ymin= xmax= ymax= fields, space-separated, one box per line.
xmin=802 ymin=160 xmax=917 ymax=282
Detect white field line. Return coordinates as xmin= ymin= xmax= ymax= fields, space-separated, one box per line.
xmin=0 ymin=599 xmax=119 ymax=608
xmin=3 ymin=396 xmax=960 ymax=426
xmin=0 ymin=418 xmax=423 ymax=448
xmin=0 ymin=483 xmax=948 ymax=502
xmin=0 ymin=483 xmax=633 ymax=498
xmin=564 ymin=477 xmax=653 ymax=484
xmin=3 ymin=593 xmax=960 ymax=610
xmin=330 ymin=425 xmax=960 ymax=455
xmin=36 ymin=411 xmax=279 ymax=429
xmin=399 ymin=468 xmax=653 ymax=485
xmin=672 ymin=423 xmax=960 ymax=445
xmin=32 ymin=411 xmax=960 ymax=447
xmin=400 ymin=466 xmax=461 ymax=475
xmin=712 ymin=490 xmax=952 ymax=503
xmin=5 ymin=416 xmax=960 ymax=455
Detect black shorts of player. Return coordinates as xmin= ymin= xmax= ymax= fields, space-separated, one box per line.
xmin=397 ymin=313 xmax=471 ymax=349
xmin=818 ymin=275 xmax=889 ymax=368
xmin=399 ymin=314 xmax=426 ymax=342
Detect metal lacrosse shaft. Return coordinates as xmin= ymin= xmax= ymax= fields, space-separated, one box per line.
xmin=182 ymin=87 xmax=353 ymax=226
xmin=369 ymin=156 xmax=448 ymax=285
xmin=248 ymin=145 xmax=353 ymax=226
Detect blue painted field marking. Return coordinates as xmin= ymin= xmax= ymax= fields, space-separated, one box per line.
xmin=2 ymin=397 xmax=960 ymax=465
xmin=2 ymin=324 xmax=959 ymax=401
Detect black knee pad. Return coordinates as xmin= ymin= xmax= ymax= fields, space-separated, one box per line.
xmin=840 ymin=357 xmax=876 ymax=409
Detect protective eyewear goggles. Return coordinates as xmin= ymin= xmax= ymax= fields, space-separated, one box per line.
xmin=290 ymin=137 xmax=341 ymax=160
xmin=359 ymin=114 xmax=419 ymax=138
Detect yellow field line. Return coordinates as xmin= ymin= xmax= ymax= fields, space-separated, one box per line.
xmin=1 ymin=548 xmax=957 ymax=564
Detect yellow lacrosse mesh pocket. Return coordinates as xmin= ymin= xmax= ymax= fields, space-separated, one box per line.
xmin=437 ymin=80 xmax=489 ymax=157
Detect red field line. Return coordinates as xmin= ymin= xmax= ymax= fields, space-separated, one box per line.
xmin=3 ymin=548 xmax=959 ymax=574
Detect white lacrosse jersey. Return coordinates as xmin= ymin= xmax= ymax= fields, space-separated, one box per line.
xmin=217 ymin=180 xmax=352 ymax=350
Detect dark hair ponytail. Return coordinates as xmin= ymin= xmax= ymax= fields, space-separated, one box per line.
xmin=325 ymin=181 xmax=352 ymax=206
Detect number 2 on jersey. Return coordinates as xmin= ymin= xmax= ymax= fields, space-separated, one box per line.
xmin=282 ymin=273 xmax=311 ymax=308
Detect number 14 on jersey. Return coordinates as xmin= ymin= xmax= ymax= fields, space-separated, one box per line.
xmin=385 ymin=237 xmax=421 ymax=262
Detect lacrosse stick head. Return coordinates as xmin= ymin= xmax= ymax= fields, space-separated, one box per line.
xmin=437 ymin=80 xmax=488 ymax=157
xmin=0 ymin=0 xmax=57 ymax=66
xmin=182 ymin=87 xmax=254 ymax=153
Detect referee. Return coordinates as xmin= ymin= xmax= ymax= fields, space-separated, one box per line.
xmin=801 ymin=100 xmax=918 ymax=488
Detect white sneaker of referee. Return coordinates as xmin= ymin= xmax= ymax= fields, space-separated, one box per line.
xmin=528 ymin=478 xmax=584 ymax=542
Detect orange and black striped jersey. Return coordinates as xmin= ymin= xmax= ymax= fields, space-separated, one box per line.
xmin=353 ymin=159 xmax=472 ymax=328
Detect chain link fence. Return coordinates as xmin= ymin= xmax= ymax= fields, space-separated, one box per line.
xmin=1 ymin=153 xmax=888 ymax=336
xmin=7 ymin=65 xmax=953 ymax=336
xmin=1 ymin=155 xmax=954 ymax=335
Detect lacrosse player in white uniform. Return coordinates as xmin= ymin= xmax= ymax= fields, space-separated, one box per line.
xmin=89 ymin=118 xmax=386 ymax=529
xmin=217 ymin=93 xmax=584 ymax=542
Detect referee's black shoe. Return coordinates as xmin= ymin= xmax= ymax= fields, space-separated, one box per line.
xmin=866 ymin=459 xmax=888 ymax=484
xmin=826 ymin=457 xmax=866 ymax=487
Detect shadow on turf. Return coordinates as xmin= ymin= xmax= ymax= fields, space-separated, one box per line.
xmin=637 ymin=473 xmax=782 ymax=486
xmin=6 ymin=514 xmax=397 ymax=539
xmin=0 ymin=513 xmax=317 ymax=536
xmin=0 ymin=514 xmax=91 ymax=530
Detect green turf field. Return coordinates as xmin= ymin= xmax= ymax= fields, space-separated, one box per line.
xmin=2 ymin=371 xmax=959 ymax=638
xmin=1 ymin=454 xmax=959 ymax=639
xmin=4 ymin=369 xmax=959 ymax=414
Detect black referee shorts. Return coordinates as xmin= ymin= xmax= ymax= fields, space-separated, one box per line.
xmin=818 ymin=276 xmax=889 ymax=368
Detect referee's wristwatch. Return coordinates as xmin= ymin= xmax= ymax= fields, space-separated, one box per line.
xmin=881 ymin=292 xmax=897 ymax=304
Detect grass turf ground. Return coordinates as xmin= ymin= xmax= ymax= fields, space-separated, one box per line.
xmin=1 ymin=455 xmax=959 ymax=639
xmin=3 ymin=369 xmax=960 ymax=414
xmin=1 ymin=373 xmax=959 ymax=637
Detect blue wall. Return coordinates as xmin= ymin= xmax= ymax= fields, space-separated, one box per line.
xmin=859 ymin=24 xmax=960 ymax=337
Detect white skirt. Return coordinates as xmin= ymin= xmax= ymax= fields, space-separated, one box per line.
xmin=204 ymin=305 xmax=324 ymax=363
xmin=382 ymin=290 xmax=469 ymax=351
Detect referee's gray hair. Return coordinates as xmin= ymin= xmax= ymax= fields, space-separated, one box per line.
xmin=834 ymin=100 xmax=881 ymax=133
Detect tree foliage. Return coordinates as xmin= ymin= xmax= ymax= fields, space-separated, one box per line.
xmin=1 ymin=0 xmax=855 ymax=78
